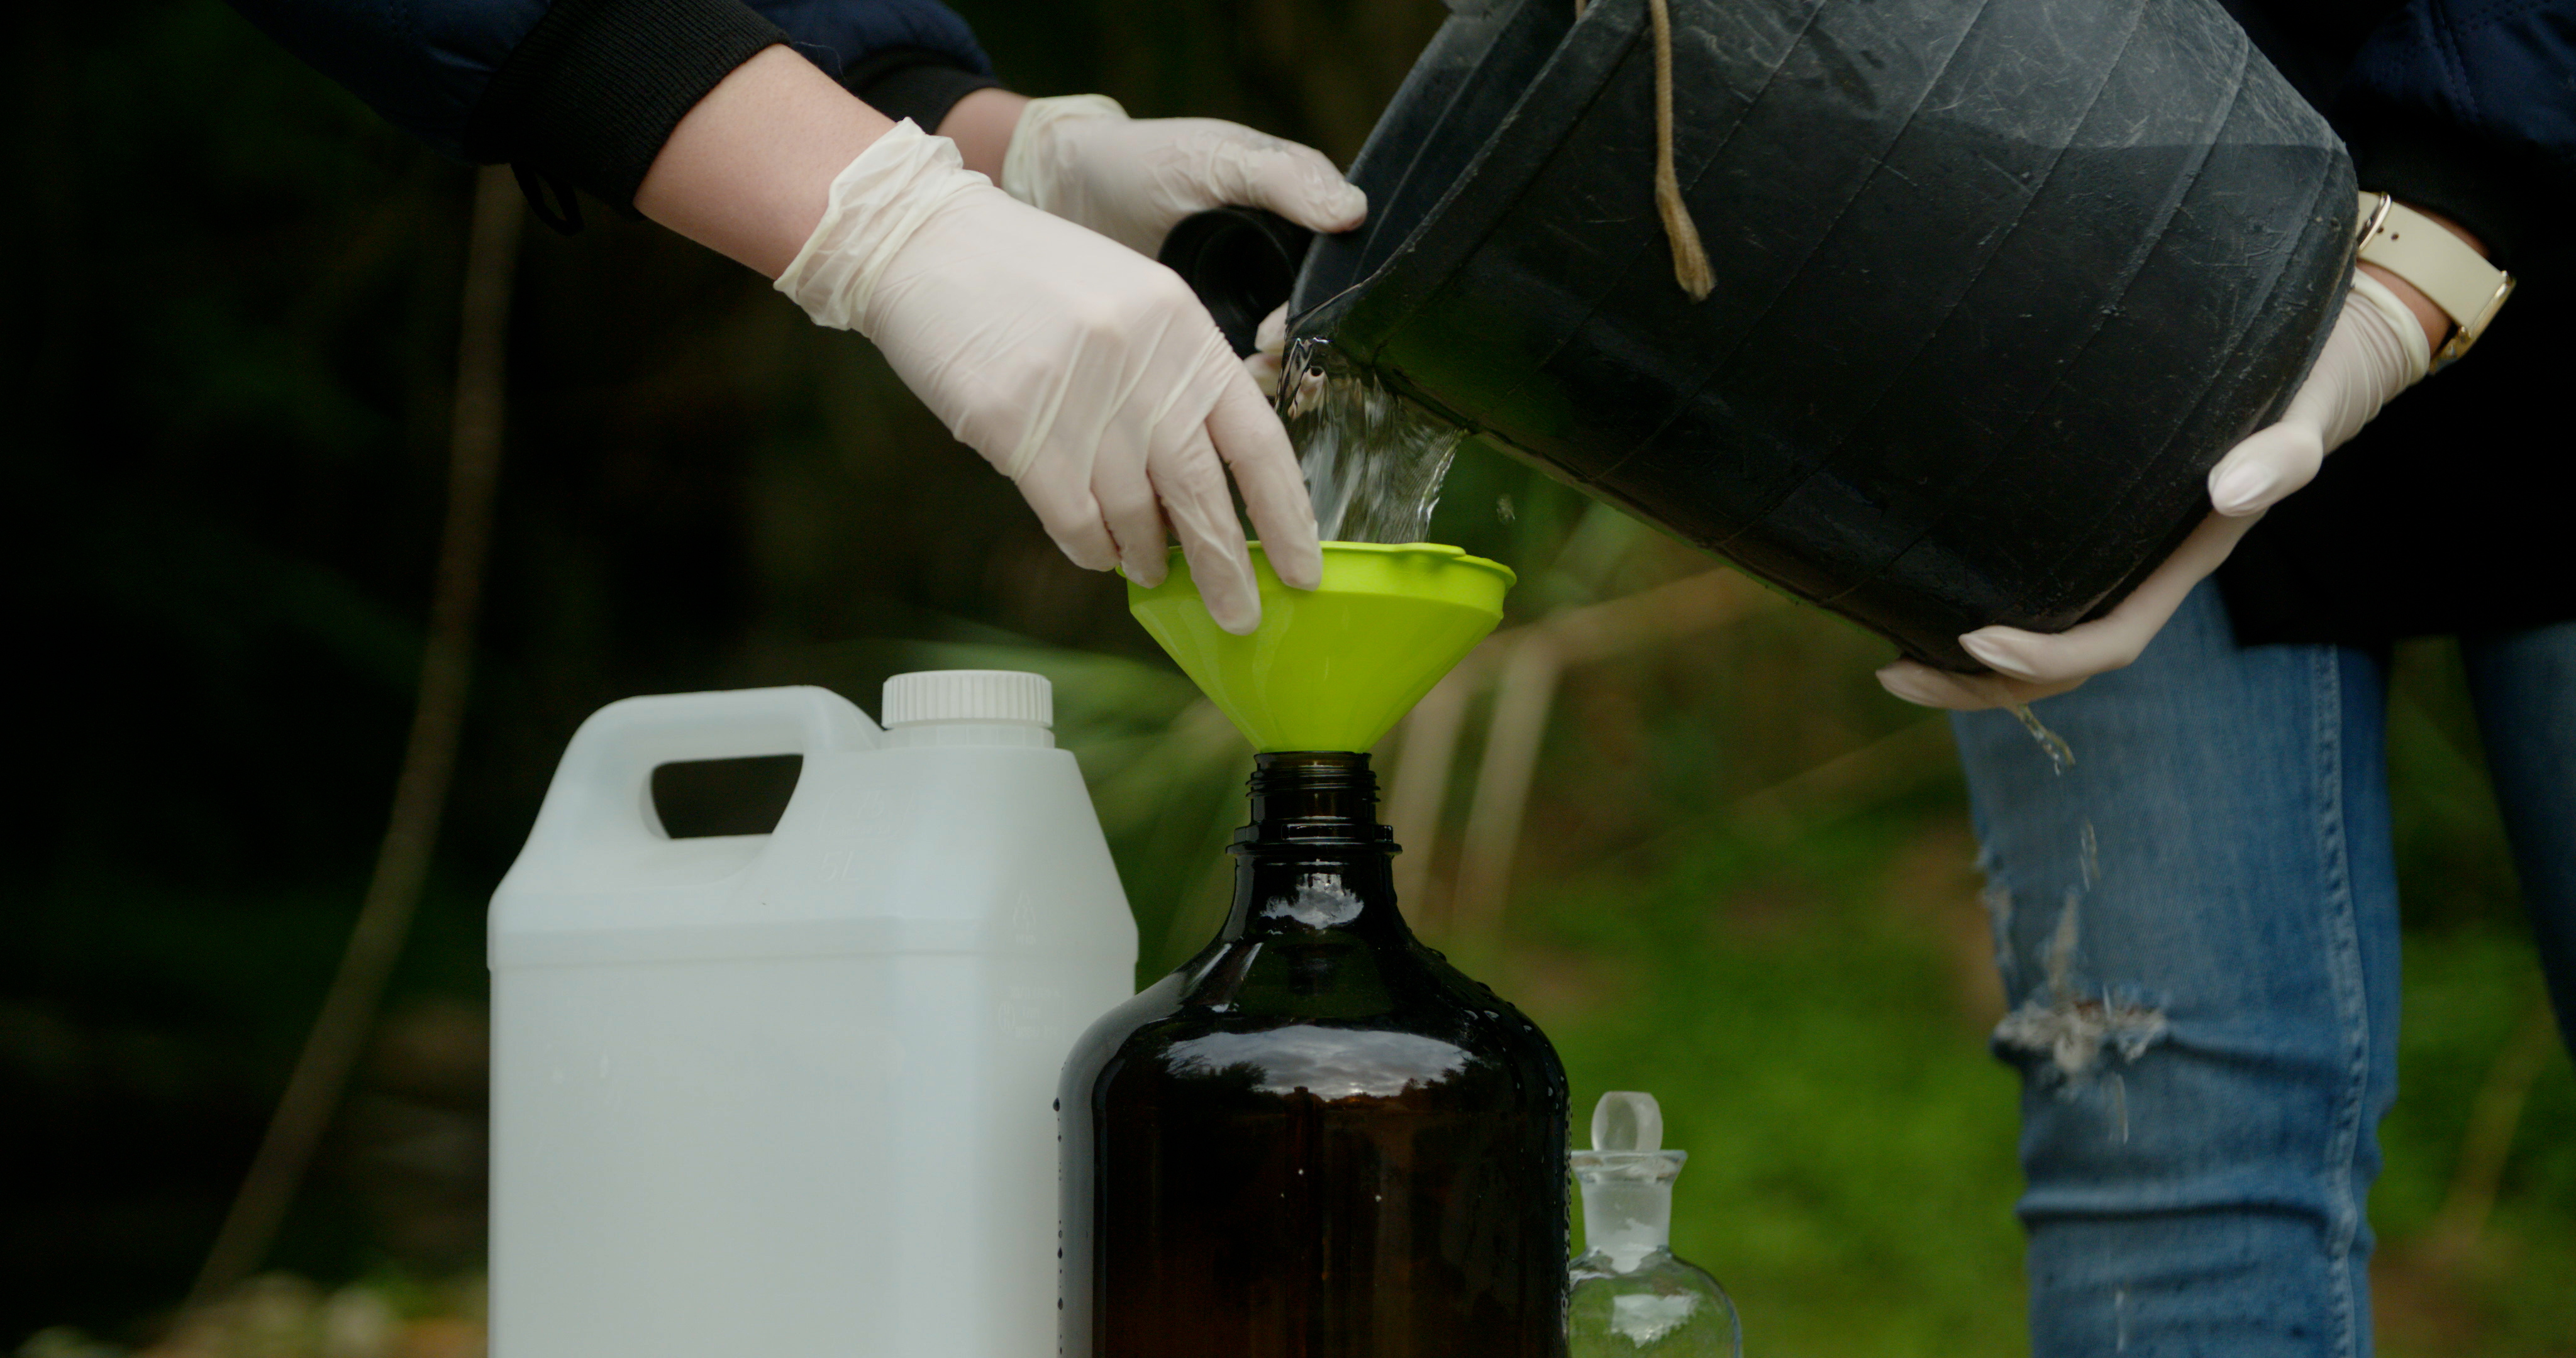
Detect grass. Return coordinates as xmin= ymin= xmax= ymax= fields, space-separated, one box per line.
xmin=1497 ymin=807 xmax=2031 ymax=1358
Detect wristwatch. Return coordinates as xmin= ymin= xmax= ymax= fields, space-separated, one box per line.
xmin=2354 ymin=192 xmax=2514 ymax=370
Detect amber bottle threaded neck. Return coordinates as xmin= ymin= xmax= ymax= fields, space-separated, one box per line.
xmin=1234 ymin=751 xmax=1395 ymax=850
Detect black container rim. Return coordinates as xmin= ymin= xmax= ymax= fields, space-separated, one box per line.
xmin=1291 ymin=0 xmax=1644 ymax=388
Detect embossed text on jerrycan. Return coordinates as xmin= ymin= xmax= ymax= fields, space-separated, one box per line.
xmin=1285 ymin=0 xmax=2357 ymax=670
xmin=487 ymin=676 xmax=1135 ymax=1357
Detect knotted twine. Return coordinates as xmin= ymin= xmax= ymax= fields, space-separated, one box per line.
xmin=1577 ymin=0 xmax=1714 ymax=300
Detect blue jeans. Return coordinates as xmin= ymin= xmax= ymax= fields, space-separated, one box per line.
xmin=1949 ymin=583 xmax=2575 ymax=1358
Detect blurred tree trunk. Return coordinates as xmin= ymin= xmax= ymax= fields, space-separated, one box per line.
xmin=186 ymin=164 xmax=522 ymax=1319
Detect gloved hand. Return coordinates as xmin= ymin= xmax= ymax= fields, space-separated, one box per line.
xmin=1000 ymin=94 xmax=1368 ymax=258
xmin=1248 ymin=304 xmax=1292 ymax=399
xmin=1877 ymin=272 xmax=2434 ymax=710
xmin=777 ymin=120 xmax=1323 ymax=634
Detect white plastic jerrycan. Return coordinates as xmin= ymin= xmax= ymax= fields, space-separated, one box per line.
xmin=488 ymin=675 xmax=1136 ymax=1358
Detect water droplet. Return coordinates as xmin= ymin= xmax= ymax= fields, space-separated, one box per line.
xmin=2007 ymin=702 xmax=2075 ymax=774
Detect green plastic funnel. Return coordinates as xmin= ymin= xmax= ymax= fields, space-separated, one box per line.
xmin=1130 ymin=542 xmax=1516 ymax=753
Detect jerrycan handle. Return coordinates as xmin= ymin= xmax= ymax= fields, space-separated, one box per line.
xmin=521 ymin=685 xmax=879 ymax=859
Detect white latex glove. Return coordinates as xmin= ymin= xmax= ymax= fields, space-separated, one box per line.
xmin=1877 ymin=273 xmax=2433 ymax=710
xmin=777 ymin=120 xmax=1323 ymax=634
xmin=1000 ymin=94 xmax=1368 ymax=258
xmin=1248 ymin=304 xmax=1292 ymax=399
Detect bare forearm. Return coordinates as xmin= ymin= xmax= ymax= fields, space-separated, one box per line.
xmin=938 ymin=88 xmax=1028 ymax=182
xmin=634 ymin=46 xmax=897 ymax=279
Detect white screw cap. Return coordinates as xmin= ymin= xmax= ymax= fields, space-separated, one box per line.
xmin=881 ymin=670 xmax=1053 ymax=728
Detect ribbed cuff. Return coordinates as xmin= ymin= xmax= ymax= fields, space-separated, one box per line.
xmin=464 ymin=0 xmax=787 ymax=216
xmin=840 ymin=47 xmax=1001 ymax=134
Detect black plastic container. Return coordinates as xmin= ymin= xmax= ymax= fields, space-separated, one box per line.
xmin=1059 ymin=753 xmax=1570 ymax=1357
xmin=1276 ymin=0 xmax=2355 ymax=670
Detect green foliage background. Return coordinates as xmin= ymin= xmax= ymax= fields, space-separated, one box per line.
xmin=6 ymin=1 xmax=2568 ymax=1352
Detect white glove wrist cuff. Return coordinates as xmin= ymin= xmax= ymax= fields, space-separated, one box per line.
xmin=2346 ymin=272 xmax=2433 ymax=387
xmin=775 ymin=119 xmax=989 ymax=338
xmin=2285 ymin=275 xmax=2428 ymax=455
xmin=1000 ymin=94 xmax=1127 ymax=210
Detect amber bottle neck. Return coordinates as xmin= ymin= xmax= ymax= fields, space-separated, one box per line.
xmin=1223 ymin=753 xmax=1406 ymax=941
xmin=1234 ymin=751 xmax=1394 ymax=842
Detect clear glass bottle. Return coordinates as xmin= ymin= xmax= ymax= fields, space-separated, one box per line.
xmin=1567 ymin=1091 xmax=1741 ymax=1358
xmin=1059 ymin=751 xmax=1572 ymax=1357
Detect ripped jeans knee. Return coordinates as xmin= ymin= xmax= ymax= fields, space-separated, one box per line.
xmin=1989 ymin=883 xmax=2169 ymax=1088
xmin=1946 ymin=595 xmax=2403 ymax=1357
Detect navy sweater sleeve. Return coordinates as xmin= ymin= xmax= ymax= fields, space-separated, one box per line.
xmin=2216 ymin=0 xmax=2576 ymax=646
xmin=223 ymin=0 xmax=994 ymax=213
xmin=2334 ymin=0 xmax=2575 ymax=273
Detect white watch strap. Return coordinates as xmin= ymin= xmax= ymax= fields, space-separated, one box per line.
xmin=2353 ymin=192 xmax=2514 ymax=363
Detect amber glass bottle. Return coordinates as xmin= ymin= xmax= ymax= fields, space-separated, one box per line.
xmin=1060 ymin=752 xmax=1570 ymax=1357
